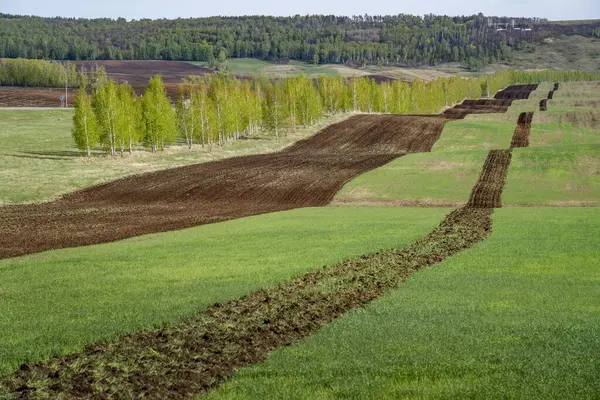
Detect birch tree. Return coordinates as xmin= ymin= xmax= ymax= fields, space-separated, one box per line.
xmin=142 ymin=75 xmax=177 ymax=152
xmin=72 ymin=89 xmax=100 ymax=158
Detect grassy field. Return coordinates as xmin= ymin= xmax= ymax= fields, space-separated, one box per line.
xmin=335 ymin=82 xmax=600 ymax=207
xmin=207 ymin=207 xmax=600 ymax=399
xmin=333 ymin=149 xmax=489 ymax=206
xmin=510 ymin=35 xmax=600 ymax=72
xmin=0 ymin=206 xmax=449 ymax=378
xmin=504 ymin=145 xmax=600 ymax=206
xmin=334 ymin=118 xmax=518 ymax=206
xmin=188 ymin=59 xmax=364 ymax=78
xmin=0 ymin=109 xmax=351 ymax=204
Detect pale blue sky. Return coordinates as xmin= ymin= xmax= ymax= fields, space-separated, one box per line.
xmin=2 ymin=0 xmax=598 ymax=21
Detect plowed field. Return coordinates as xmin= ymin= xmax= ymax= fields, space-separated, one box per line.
xmin=510 ymin=112 xmax=534 ymax=148
xmin=1 ymin=84 xmax=540 ymax=398
xmin=0 ymin=115 xmax=451 ymax=259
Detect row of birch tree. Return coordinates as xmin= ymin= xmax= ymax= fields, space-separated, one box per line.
xmin=72 ymin=70 xmax=600 ymax=157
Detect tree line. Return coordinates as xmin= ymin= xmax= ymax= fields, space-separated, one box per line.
xmin=0 ymin=13 xmax=553 ymax=67
xmin=0 ymin=58 xmax=114 ymax=88
xmin=72 ymin=68 xmax=600 ymax=157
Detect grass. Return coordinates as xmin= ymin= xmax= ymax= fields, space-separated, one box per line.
xmin=334 ymin=118 xmax=518 ymax=206
xmin=333 ymin=150 xmax=489 ymax=206
xmin=207 ymin=207 xmax=600 ymax=399
xmin=0 ymin=206 xmax=449 ymax=378
xmin=432 ymin=119 xmax=516 ymax=151
xmin=504 ymin=145 xmax=600 ymax=206
xmin=0 ymin=109 xmax=351 ymax=204
xmin=529 ymin=120 xmax=600 ymax=147
xmin=509 ymin=35 xmax=600 ymax=71
xmin=188 ymin=59 xmax=351 ymax=77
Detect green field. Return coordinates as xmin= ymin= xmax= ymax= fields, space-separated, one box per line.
xmin=0 ymin=110 xmax=350 ymax=204
xmin=334 ymin=149 xmax=489 ymax=206
xmin=207 ymin=208 xmax=600 ymax=399
xmin=504 ymin=145 xmax=600 ymax=206
xmin=0 ymin=79 xmax=599 ymax=397
xmin=189 ymin=59 xmax=354 ymax=77
xmin=0 ymin=206 xmax=449 ymax=378
xmin=335 ymin=82 xmax=600 ymax=207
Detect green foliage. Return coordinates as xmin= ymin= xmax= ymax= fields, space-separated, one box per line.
xmin=71 ymin=89 xmax=99 ymax=157
xmin=0 ymin=14 xmax=540 ymax=67
xmin=92 ymin=80 xmax=119 ymax=156
xmin=72 ymin=69 xmax=600 ymax=155
xmin=116 ymin=83 xmax=140 ymax=155
xmin=141 ymin=75 xmax=177 ymax=152
xmin=0 ymin=58 xmax=85 ymax=87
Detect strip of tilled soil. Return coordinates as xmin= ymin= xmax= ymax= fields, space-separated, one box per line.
xmin=510 ymin=112 xmax=534 ymax=148
xmin=494 ymin=84 xmax=538 ymax=100
xmin=467 ymin=149 xmax=513 ymax=208
xmin=2 ymin=206 xmax=493 ymax=399
xmin=540 ymin=83 xmax=560 ymax=111
xmin=0 ymin=115 xmax=452 ymax=259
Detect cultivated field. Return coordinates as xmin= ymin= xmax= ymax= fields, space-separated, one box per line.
xmin=0 ymin=110 xmax=352 ymax=204
xmin=0 ymin=81 xmax=598 ymax=398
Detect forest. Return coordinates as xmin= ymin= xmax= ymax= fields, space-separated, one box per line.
xmin=0 ymin=13 xmax=567 ymax=67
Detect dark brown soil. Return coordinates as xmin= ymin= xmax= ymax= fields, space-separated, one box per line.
xmin=0 ymin=87 xmax=78 ymax=107
xmin=0 ymin=114 xmax=451 ymax=259
xmin=510 ymin=112 xmax=534 ymax=148
xmin=494 ymin=84 xmax=538 ymax=100
xmin=548 ymin=90 xmax=554 ymax=100
xmin=540 ymin=99 xmax=548 ymax=111
xmin=71 ymin=60 xmax=211 ymax=97
xmin=0 ymin=61 xmax=211 ymax=106
xmin=467 ymin=149 xmax=513 ymax=208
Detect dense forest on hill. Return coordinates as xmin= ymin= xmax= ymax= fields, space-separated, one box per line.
xmin=0 ymin=13 xmax=598 ymax=67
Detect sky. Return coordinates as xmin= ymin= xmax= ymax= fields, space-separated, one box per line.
xmin=1 ymin=0 xmax=599 ymax=21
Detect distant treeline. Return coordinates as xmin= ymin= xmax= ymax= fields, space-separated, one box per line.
xmin=0 ymin=58 xmax=97 ymax=87
xmin=71 ymin=69 xmax=600 ymax=157
xmin=0 ymin=13 xmax=561 ymax=67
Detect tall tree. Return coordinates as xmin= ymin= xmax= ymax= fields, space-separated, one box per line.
xmin=93 ymin=80 xmax=118 ymax=156
xmin=141 ymin=75 xmax=177 ymax=152
xmin=72 ymin=89 xmax=99 ymax=158
xmin=116 ymin=83 xmax=140 ymax=155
